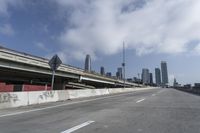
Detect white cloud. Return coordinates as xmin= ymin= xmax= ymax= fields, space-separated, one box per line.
xmin=56 ymin=0 xmax=200 ymax=61
xmin=0 ymin=23 xmax=15 ymax=36
xmin=192 ymin=43 xmax=200 ymax=55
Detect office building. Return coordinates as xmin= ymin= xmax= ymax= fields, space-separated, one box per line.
xmin=142 ymin=68 xmax=150 ymax=84
xmin=85 ymin=54 xmax=91 ymax=72
xmin=106 ymin=72 xmax=112 ymax=77
xmin=150 ymin=73 xmax=153 ymax=84
xmin=117 ymin=67 xmax=123 ymax=79
xmin=161 ymin=61 xmax=168 ymax=86
xmin=155 ymin=68 xmax=161 ymax=86
xmin=100 ymin=66 xmax=105 ymax=75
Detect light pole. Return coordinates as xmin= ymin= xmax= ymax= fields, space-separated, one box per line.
xmin=138 ymin=73 xmax=140 ymax=86
xmin=122 ymin=42 xmax=125 ymax=88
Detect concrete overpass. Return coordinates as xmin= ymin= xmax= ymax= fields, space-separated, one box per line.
xmin=0 ymin=46 xmax=141 ymax=90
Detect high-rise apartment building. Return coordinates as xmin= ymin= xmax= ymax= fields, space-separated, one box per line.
xmin=85 ymin=54 xmax=91 ymax=72
xmin=100 ymin=66 xmax=105 ymax=75
xmin=150 ymin=73 xmax=153 ymax=84
xmin=142 ymin=68 xmax=150 ymax=84
xmin=117 ymin=67 xmax=123 ymax=79
xmin=155 ymin=68 xmax=161 ymax=86
xmin=161 ymin=61 xmax=168 ymax=86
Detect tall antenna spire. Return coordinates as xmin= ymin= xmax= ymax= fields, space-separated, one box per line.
xmin=122 ymin=42 xmax=125 ymax=88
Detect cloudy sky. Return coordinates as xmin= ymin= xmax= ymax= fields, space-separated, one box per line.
xmin=1 ymin=0 xmax=200 ymax=85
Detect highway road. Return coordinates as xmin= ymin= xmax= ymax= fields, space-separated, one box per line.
xmin=0 ymin=88 xmax=200 ymax=133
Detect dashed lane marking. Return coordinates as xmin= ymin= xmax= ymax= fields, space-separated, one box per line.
xmin=61 ymin=121 xmax=95 ymax=133
xmin=136 ymin=98 xmax=145 ymax=103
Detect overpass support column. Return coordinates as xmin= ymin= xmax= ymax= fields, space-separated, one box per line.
xmin=53 ymin=77 xmax=66 ymax=90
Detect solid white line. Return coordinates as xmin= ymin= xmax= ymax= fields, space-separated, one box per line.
xmin=61 ymin=121 xmax=95 ymax=133
xmin=136 ymin=98 xmax=145 ymax=103
xmin=0 ymin=91 xmax=142 ymax=118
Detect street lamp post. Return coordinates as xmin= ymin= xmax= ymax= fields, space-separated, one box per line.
xmin=138 ymin=73 xmax=140 ymax=86
xmin=122 ymin=42 xmax=125 ymax=88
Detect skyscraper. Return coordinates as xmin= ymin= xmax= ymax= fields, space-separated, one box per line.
xmin=117 ymin=67 xmax=123 ymax=79
xmin=85 ymin=54 xmax=91 ymax=72
xmin=100 ymin=66 xmax=105 ymax=75
xmin=142 ymin=68 xmax=150 ymax=84
xmin=155 ymin=68 xmax=161 ymax=86
xmin=161 ymin=61 xmax=168 ymax=86
xmin=150 ymin=73 xmax=153 ymax=84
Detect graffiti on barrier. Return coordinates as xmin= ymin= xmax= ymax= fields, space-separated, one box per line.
xmin=0 ymin=93 xmax=19 ymax=103
xmin=38 ymin=91 xmax=55 ymax=100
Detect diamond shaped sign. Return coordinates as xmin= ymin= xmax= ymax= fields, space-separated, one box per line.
xmin=48 ymin=54 xmax=62 ymax=71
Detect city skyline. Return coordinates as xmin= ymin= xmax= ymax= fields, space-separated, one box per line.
xmin=1 ymin=0 xmax=200 ymax=85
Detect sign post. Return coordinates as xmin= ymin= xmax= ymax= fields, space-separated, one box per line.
xmin=51 ymin=70 xmax=55 ymax=90
xmin=48 ymin=54 xmax=62 ymax=90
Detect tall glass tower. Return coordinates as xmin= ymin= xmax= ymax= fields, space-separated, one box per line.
xmin=161 ymin=61 xmax=168 ymax=86
xmin=85 ymin=54 xmax=91 ymax=72
xmin=142 ymin=68 xmax=150 ymax=84
xmin=100 ymin=66 xmax=105 ymax=75
xmin=150 ymin=73 xmax=153 ymax=84
xmin=155 ymin=68 xmax=161 ymax=86
xmin=117 ymin=67 xmax=123 ymax=79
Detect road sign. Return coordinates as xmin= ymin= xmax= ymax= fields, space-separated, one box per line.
xmin=48 ymin=54 xmax=62 ymax=90
xmin=48 ymin=54 xmax=62 ymax=71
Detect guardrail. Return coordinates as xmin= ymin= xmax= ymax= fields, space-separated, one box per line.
xmin=174 ymin=87 xmax=200 ymax=95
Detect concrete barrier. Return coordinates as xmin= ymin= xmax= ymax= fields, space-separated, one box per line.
xmin=0 ymin=92 xmax=28 ymax=109
xmin=95 ymin=89 xmax=109 ymax=96
xmin=0 ymin=90 xmax=70 ymax=109
xmin=0 ymin=87 xmax=158 ymax=109
xmin=108 ymin=88 xmax=123 ymax=94
xmin=68 ymin=89 xmax=99 ymax=99
xmin=57 ymin=90 xmax=70 ymax=101
xmin=28 ymin=91 xmax=59 ymax=105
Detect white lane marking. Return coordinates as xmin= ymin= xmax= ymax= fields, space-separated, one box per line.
xmin=136 ymin=98 xmax=145 ymax=103
xmin=0 ymin=90 xmax=150 ymax=118
xmin=61 ymin=121 xmax=95 ymax=133
xmin=152 ymin=94 xmax=156 ymax=96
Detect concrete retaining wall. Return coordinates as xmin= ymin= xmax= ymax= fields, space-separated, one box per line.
xmin=0 ymin=87 xmax=158 ymax=109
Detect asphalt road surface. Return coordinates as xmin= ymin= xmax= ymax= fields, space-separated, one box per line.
xmin=0 ymin=88 xmax=200 ymax=133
